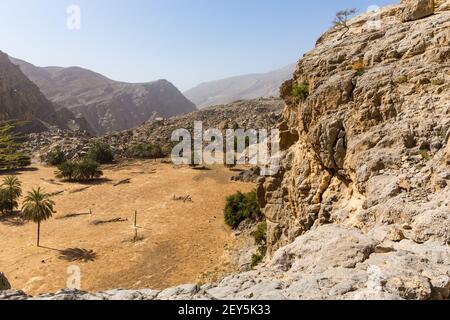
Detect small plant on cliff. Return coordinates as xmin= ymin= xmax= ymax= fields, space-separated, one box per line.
xmin=224 ymin=190 xmax=260 ymax=229
xmin=351 ymin=60 xmax=365 ymax=76
xmin=251 ymin=221 xmax=267 ymax=268
xmin=333 ymin=8 xmax=358 ymax=30
xmin=333 ymin=9 xmax=358 ymax=39
xmin=22 ymin=187 xmax=55 ymax=247
xmin=87 ymin=142 xmax=114 ymax=164
xmin=417 ymin=149 xmax=431 ymax=161
xmin=292 ymin=83 xmax=310 ymax=103
xmin=42 ymin=148 xmax=67 ymax=166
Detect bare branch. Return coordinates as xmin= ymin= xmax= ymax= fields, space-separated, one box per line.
xmin=333 ymin=8 xmax=358 ymax=30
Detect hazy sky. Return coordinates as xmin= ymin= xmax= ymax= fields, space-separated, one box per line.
xmin=0 ymin=0 xmax=397 ymax=91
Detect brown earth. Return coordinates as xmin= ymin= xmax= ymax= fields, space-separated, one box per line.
xmin=0 ymin=161 xmax=254 ymax=295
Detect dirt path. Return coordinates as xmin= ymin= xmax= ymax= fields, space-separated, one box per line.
xmin=0 ymin=161 xmax=254 ymax=295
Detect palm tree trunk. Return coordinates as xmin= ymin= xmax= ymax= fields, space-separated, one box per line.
xmin=37 ymin=221 xmax=40 ymax=247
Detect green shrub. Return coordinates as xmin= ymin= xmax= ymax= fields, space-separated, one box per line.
xmin=74 ymin=158 xmax=103 ymax=181
xmin=55 ymin=162 xmax=77 ymax=180
xmin=251 ymin=222 xmax=267 ymax=268
xmin=0 ymin=176 xmax=22 ymax=214
xmin=87 ymin=142 xmax=114 ymax=164
xmin=417 ymin=149 xmax=431 ymax=161
xmin=252 ymin=222 xmax=267 ymax=247
xmin=56 ymin=158 xmax=103 ymax=181
xmin=292 ymin=83 xmax=309 ymax=103
xmin=0 ymin=122 xmax=31 ymax=170
xmin=251 ymin=253 xmax=264 ymax=268
xmin=127 ymin=143 xmax=163 ymax=159
xmin=0 ymin=188 xmax=17 ymax=214
xmin=42 ymin=148 xmax=67 ymax=166
xmin=224 ymin=191 xmax=260 ymax=229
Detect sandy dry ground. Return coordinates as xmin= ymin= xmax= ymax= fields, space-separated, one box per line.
xmin=0 ymin=161 xmax=254 ymax=295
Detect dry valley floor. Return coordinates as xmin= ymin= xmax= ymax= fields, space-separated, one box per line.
xmin=0 ymin=161 xmax=254 ymax=295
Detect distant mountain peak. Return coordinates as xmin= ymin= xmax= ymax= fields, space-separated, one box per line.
xmin=9 ymin=56 xmax=196 ymax=135
xmin=0 ymin=51 xmax=93 ymax=133
xmin=184 ymin=64 xmax=295 ymax=109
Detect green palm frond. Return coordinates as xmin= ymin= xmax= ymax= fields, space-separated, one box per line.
xmin=2 ymin=175 xmax=22 ymax=198
xmin=21 ymin=187 xmax=55 ymax=223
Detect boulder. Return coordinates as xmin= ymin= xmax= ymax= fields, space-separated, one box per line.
xmin=401 ymin=0 xmax=435 ymax=21
xmin=269 ymin=225 xmax=377 ymax=273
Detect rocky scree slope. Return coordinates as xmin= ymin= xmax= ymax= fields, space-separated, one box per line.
xmin=10 ymin=57 xmax=196 ymax=135
xmin=0 ymin=51 xmax=92 ymax=133
xmin=2 ymin=1 xmax=450 ymax=300
xmin=23 ymin=98 xmax=283 ymax=160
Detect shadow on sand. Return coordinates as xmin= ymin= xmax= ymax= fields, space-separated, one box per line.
xmin=0 ymin=211 xmax=26 ymax=227
xmin=58 ymin=248 xmax=97 ymax=262
xmin=0 ymin=167 xmax=39 ymax=175
xmin=39 ymin=246 xmax=97 ymax=262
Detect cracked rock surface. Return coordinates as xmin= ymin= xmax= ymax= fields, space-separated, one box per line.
xmin=260 ymin=2 xmax=450 ymax=257
xmin=1 ymin=225 xmax=448 ymax=300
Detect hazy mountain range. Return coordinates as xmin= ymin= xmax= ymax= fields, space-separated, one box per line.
xmin=2 ymin=51 xmax=294 ymax=134
xmin=184 ymin=64 xmax=295 ymax=109
xmin=9 ymin=57 xmax=196 ymax=134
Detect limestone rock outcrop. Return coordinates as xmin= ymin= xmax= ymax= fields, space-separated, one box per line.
xmin=401 ymin=0 xmax=435 ymax=22
xmin=1 ymin=225 xmax=448 ymax=300
xmin=259 ymin=2 xmax=450 ymax=257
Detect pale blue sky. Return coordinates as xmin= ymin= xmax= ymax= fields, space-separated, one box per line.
xmin=0 ymin=0 xmax=397 ymax=90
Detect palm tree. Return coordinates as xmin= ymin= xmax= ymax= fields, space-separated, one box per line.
xmin=21 ymin=188 xmax=55 ymax=247
xmin=2 ymin=176 xmax=22 ymax=214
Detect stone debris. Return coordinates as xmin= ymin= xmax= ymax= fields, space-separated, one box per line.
xmin=23 ymin=98 xmax=283 ymax=161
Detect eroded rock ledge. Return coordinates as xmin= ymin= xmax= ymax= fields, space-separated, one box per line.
xmin=1 ymin=224 xmax=449 ymax=300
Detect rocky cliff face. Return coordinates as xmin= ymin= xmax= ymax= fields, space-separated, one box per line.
xmin=10 ymin=58 xmax=197 ymax=135
xmin=0 ymin=51 xmax=92 ymax=133
xmin=259 ymin=0 xmax=450 ymax=256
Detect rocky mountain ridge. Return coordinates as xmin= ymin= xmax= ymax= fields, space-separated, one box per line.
xmin=9 ymin=57 xmax=196 ymax=134
xmin=23 ymin=98 xmax=283 ymax=160
xmin=0 ymin=51 xmax=92 ymax=133
xmin=184 ymin=64 xmax=295 ymax=109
